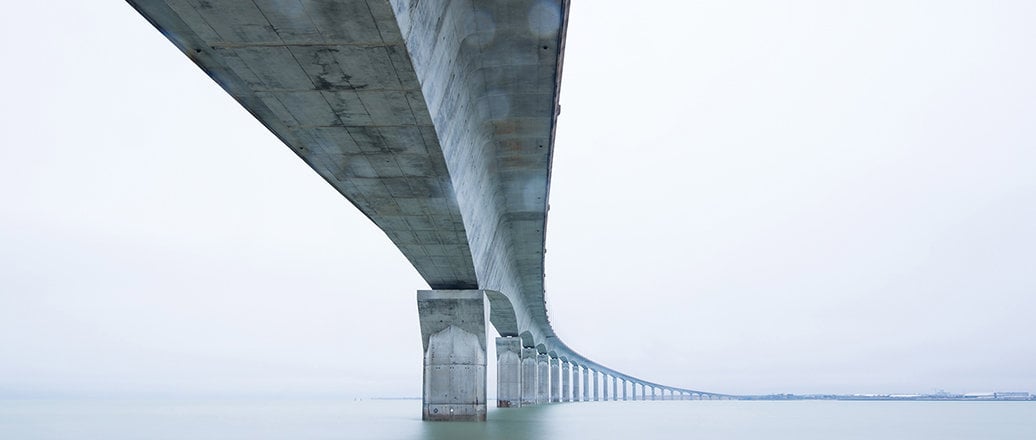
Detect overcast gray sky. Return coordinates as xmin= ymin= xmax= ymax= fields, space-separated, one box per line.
xmin=1 ymin=0 xmax=1034 ymax=398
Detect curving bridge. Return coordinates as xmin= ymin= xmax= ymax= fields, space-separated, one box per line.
xmin=128 ymin=0 xmax=732 ymax=420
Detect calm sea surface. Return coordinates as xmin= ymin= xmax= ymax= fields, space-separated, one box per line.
xmin=2 ymin=398 xmax=1034 ymax=439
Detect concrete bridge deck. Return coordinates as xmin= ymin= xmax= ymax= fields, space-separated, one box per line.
xmin=128 ymin=0 xmax=731 ymax=419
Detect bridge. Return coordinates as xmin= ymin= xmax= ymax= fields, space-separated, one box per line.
xmin=128 ymin=0 xmax=732 ymax=420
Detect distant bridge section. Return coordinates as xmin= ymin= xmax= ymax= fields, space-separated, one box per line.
xmin=128 ymin=0 xmax=730 ymax=420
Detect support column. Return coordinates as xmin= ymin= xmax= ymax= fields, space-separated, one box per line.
xmin=602 ymin=374 xmax=609 ymax=401
xmin=561 ymin=361 xmax=571 ymax=402
xmin=582 ymin=366 xmax=590 ymax=401
xmin=495 ymin=337 xmax=521 ymax=408
xmin=520 ymin=347 xmax=538 ymax=406
xmin=612 ymin=376 xmax=618 ymax=401
xmin=549 ymin=357 xmax=561 ymax=403
xmin=631 ymin=382 xmax=637 ymax=401
xmin=592 ymin=370 xmax=600 ymax=401
xmin=536 ymin=354 xmax=549 ymax=404
xmin=622 ymin=379 xmax=627 ymax=401
xmin=651 ymin=386 xmax=657 ymax=400
xmin=571 ymin=364 xmax=580 ymax=402
xmin=416 ymin=290 xmax=486 ymax=421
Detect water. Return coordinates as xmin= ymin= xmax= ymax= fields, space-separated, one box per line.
xmin=2 ymin=399 xmax=1034 ymax=439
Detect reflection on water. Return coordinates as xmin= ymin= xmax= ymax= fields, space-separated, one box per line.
xmin=1 ymin=398 xmax=1035 ymax=439
xmin=420 ymin=404 xmax=551 ymax=440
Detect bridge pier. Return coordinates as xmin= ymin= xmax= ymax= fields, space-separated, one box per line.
xmin=537 ymin=353 xmax=549 ymax=404
xmin=582 ymin=367 xmax=590 ymax=401
xmin=593 ymin=370 xmax=600 ymax=401
xmin=416 ymin=290 xmax=487 ymax=421
xmin=622 ymin=379 xmax=627 ymax=401
xmin=495 ymin=337 xmax=521 ymax=408
xmin=612 ymin=376 xmax=618 ymax=401
xmin=571 ymin=364 xmax=581 ymax=402
xmin=602 ymin=374 xmax=609 ymax=401
xmin=550 ymin=357 xmax=561 ymax=403
xmin=561 ymin=360 xmax=571 ymax=402
xmin=521 ymin=347 xmax=538 ymax=406
xmin=651 ymin=386 xmax=657 ymax=400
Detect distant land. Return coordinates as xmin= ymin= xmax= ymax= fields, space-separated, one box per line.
xmin=740 ymin=391 xmax=1034 ymax=401
xmin=365 ymin=392 xmax=1034 ymax=402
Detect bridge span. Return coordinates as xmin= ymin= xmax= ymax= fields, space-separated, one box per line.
xmin=128 ymin=0 xmax=731 ymax=420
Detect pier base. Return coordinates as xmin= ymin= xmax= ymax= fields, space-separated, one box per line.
xmin=417 ymin=290 xmax=487 ymax=421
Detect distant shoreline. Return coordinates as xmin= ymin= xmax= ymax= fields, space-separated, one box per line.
xmin=738 ymin=394 xmax=1034 ymax=402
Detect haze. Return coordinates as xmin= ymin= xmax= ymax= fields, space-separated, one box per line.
xmin=1 ymin=0 xmax=1033 ymax=398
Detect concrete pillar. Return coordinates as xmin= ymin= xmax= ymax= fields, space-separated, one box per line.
xmin=536 ymin=354 xmax=549 ymax=404
xmin=495 ymin=337 xmax=521 ymax=408
xmin=416 ymin=290 xmax=486 ymax=421
xmin=570 ymin=364 xmax=580 ymax=402
xmin=621 ymin=379 xmax=627 ymax=401
xmin=582 ymin=366 xmax=589 ymax=401
xmin=592 ymin=370 xmax=600 ymax=401
xmin=549 ymin=357 xmax=561 ymax=403
xmin=602 ymin=374 xmax=609 ymax=401
xmin=520 ymin=347 xmax=538 ymax=406
xmin=612 ymin=376 xmax=618 ymax=401
xmin=561 ymin=361 xmax=571 ymax=402
xmin=651 ymin=386 xmax=657 ymax=400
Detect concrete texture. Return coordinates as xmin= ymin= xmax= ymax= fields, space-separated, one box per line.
xmin=570 ymin=363 xmax=580 ymax=402
xmin=549 ymin=357 xmax=560 ymax=403
xmin=582 ymin=366 xmax=590 ymax=401
xmin=416 ymin=290 xmax=486 ymax=421
xmin=561 ymin=360 xmax=570 ymax=402
xmin=495 ymin=337 xmax=521 ymax=408
xmin=520 ymin=347 xmax=537 ymax=406
xmin=593 ymin=370 xmax=599 ymax=401
xmin=602 ymin=374 xmax=609 ymax=401
xmin=536 ymin=353 xmax=549 ymax=404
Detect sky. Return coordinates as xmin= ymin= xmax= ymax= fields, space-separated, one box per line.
xmin=1 ymin=0 xmax=1034 ymax=398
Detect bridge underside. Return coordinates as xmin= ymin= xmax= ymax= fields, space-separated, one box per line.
xmin=128 ymin=0 xmax=730 ymax=420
